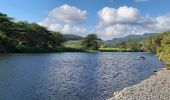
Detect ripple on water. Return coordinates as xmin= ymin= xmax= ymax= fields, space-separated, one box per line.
xmin=0 ymin=52 xmax=164 ymax=100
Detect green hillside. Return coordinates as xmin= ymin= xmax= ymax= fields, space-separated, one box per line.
xmin=142 ymin=32 xmax=170 ymax=69
xmin=105 ymin=33 xmax=155 ymax=47
xmin=0 ymin=12 xmax=68 ymax=52
xmin=63 ymin=34 xmax=83 ymax=41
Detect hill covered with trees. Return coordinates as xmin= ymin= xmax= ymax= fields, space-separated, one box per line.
xmin=105 ymin=31 xmax=170 ymax=68
xmin=142 ymin=32 xmax=170 ymax=68
xmin=0 ymin=12 xmax=68 ymax=52
xmin=63 ymin=34 xmax=83 ymax=41
xmin=105 ymin=33 xmax=155 ymax=48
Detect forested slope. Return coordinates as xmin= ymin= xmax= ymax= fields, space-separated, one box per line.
xmin=0 ymin=12 xmax=67 ymax=52
xmin=142 ymin=32 xmax=170 ymax=68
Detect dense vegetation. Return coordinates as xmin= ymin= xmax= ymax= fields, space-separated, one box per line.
xmin=0 ymin=12 xmax=104 ymax=52
xmin=0 ymin=12 xmax=69 ymax=52
xmin=105 ymin=32 xmax=170 ymax=68
xmin=142 ymin=32 xmax=170 ymax=69
xmin=63 ymin=34 xmax=83 ymax=41
xmin=105 ymin=34 xmax=154 ymax=47
xmin=82 ymin=34 xmax=102 ymax=50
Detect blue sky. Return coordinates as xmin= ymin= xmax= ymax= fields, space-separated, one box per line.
xmin=0 ymin=0 xmax=170 ymax=40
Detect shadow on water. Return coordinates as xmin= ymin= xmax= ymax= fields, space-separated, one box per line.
xmin=0 ymin=52 xmax=164 ymax=100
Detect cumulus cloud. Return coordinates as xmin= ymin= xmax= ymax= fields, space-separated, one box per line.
xmin=39 ymin=4 xmax=170 ymax=40
xmin=38 ymin=4 xmax=87 ymax=35
xmin=96 ymin=6 xmax=170 ymax=40
xmin=48 ymin=4 xmax=86 ymax=24
xmin=144 ymin=14 xmax=170 ymax=32
xmin=97 ymin=24 xmax=142 ymax=38
xmin=97 ymin=6 xmax=139 ymax=24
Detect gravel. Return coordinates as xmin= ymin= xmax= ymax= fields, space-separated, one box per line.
xmin=108 ymin=69 xmax=170 ymax=100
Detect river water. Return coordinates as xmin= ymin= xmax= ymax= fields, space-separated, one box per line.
xmin=0 ymin=52 xmax=163 ymax=100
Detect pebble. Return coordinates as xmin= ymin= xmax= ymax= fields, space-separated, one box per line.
xmin=108 ymin=69 xmax=170 ymax=100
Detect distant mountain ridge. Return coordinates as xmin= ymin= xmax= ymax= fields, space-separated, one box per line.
xmin=105 ymin=33 xmax=156 ymax=47
xmin=63 ymin=34 xmax=83 ymax=41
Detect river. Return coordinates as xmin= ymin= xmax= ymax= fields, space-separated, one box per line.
xmin=0 ymin=52 xmax=163 ymax=100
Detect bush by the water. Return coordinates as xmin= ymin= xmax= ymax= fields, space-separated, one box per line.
xmin=99 ymin=48 xmax=137 ymax=52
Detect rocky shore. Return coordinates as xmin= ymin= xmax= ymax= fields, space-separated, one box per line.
xmin=109 ymin=69 xmax=170 ymax=100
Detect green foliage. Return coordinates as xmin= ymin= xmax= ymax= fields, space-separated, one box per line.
xmin=0 ymin=12 xmax=66 ymax=52
xmin=159 ymin=46 xmax=170 ymax=63
xmin=99 ymin=48 xmax=133 ymax=52
xmin=13 ymin=21 xmax=51 ymax=48
xmin=82 ymin=34 xmax=102 ymax=50
xmin=0 ymin=31 xmax=15 ymax=52
xmin=0 ymin=13 xmax=14 ymax=35
xmin=110 ymin=40 xmax=143 ymax=52
xmin=142 ymin=32 xmax=170 ymax=67
xmin=49 ymin=32 xmax=66 ymax=47
xmin=105 ymin=34 xmax=154 ymax=47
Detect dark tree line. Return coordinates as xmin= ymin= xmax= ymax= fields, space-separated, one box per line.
xmin=0 ymin=12 xmax=66 ymax=52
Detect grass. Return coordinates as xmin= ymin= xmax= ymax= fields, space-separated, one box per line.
xmin=64 ymin=40 xmax=82 ymax=47
xmin=65 ymin=44 xmax=145 ymax=53
xmin=64 ymin=40 xmax=138 ymax=52
xmin=99 ymin=48 xmax=136 ymax=52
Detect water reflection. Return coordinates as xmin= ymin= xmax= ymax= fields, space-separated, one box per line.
xmin=0 ymin=52 xmax=163 ymax=100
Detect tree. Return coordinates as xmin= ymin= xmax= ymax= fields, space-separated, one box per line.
xmin=12 ymin=21 xmax=51 ymax=48
xmin=49 ymin=32 xmax=66 ymax=48
xmin=142 ymin=31 xmax=170 ymax=66
xmin=82 ymin=34 xmax=102 ymax=50
xmin=0 ymin=12 xmax=67 ymax=52
xmin=0 ymin=12 xmax=14 ymax=35
xmin=0 ymin=31 xmax=14 ymax=51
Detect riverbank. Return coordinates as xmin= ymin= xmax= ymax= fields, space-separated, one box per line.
xmin=1 ymin=47 xmax=143 ymax=53
xmin=108 ymin=68 xmax=170 ymax=100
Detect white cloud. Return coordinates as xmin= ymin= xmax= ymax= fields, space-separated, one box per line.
xmin=38 ymin=4 xmax=87 ymax=35
xmin=61 ymin=24 xmax=87 ymax=34
xmin=39 ymin=5 xmax=170 ymax=40
xmin=48 ymin=4 xmax=86 ymax=24
xmin=96 ymin=6 xmax=170 ymax=40
xmin=144 ymin=14 xmax=170 ymax=32
xmin=98 ymin=6 xmax=139 ymax=24
xmin=96 ymin=24 xmax=144 ymax=40
xmin=38 ymin=22 xmax=87 ymax=35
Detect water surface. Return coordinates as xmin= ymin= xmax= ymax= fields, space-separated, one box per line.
xmin=0 ymin=52 xmax=163 ymax=100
